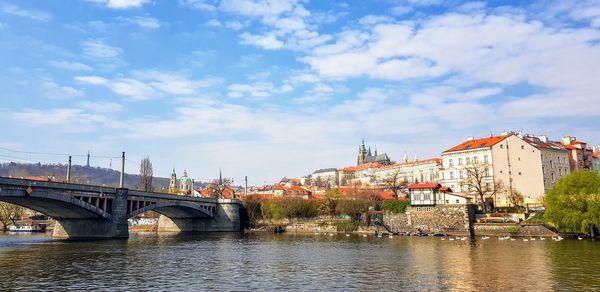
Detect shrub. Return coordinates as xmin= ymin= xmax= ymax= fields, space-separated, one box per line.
xmin=505 ymin=226 xmax=520 ymax=235
xmin=382 ymin=200 xmax=409 ymax=214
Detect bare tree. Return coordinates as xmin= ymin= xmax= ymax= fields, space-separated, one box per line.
xmin=507 ymin=188 xmax=524 ymax=212
xmin=208 ymin=177 xmax=233 ymax=199
xmin=383 ymin=170 xmax=408 ymax=199
xmin=138 ymin=157 xmax=154 ymax=192
xmin=460 ymin=163 xmax=505 ymax=211
xmin=0 ymin=202 xmax=25 ymax=230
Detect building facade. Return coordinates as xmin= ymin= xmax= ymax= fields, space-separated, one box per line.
xmin=441 ymin=133 xmax=569 ymax=207
xmin=593 ymin=145 xmax=600 ymax=175
xmin=374 ymin=158 xmax=442 ymax=186
xmin=169 ymin=169 xmax=194 ymax=195
xmin=561 ymin=136 xmax=594 ymax=171
xmin=311 ymin=168 xmax=339 ymax=187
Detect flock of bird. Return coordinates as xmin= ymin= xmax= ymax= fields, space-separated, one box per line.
xmin=312 ymin=233 xmax=582 ymax=241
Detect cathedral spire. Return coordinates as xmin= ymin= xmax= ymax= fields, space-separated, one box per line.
xmin=219 ymin=168 xmax=223 ymax=185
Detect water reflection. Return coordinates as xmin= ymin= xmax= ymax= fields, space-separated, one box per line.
xmin=0 ymin=232 xmax=599 ymax=290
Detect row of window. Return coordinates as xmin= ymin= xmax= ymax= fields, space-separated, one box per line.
xmin=444 ymin=168 xmax=490 ymax=180
xmin=448 ymin=155 xmax=489 ymax=167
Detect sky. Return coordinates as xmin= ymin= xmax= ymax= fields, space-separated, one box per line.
xmin=0 ymin=0 xmax=599 ymax=185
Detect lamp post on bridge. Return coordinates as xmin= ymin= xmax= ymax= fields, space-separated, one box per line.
xmin=119 ymin=151 xmax=125 ymax=188
xmin=66 ymin=156 xmax=72 ymax=183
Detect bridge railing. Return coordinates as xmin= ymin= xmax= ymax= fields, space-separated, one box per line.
xmin=0 ymin=177 xmax=116 ymax=194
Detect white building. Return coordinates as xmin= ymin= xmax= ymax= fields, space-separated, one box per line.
xmin=374 ymin=158 xmax=442 ymax=186
xmin=311 ymin=168 xmax=339 ymax=187
xmin=408 ymin=183 xmax=468 ymax=206
xmin=441 ymin=133 xmax=569 ymax=207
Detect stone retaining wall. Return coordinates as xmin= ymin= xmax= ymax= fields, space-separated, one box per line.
xmin=474 ymin=224 xmax=557 ymax=237
xmin=384 ymin=205 xmax=476 ymax=235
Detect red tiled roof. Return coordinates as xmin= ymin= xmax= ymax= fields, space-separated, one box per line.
xmin=341 ymin=162 xmax=382 ymax=172
xmin=563 ymin=145 xmax=576 ymax=150
xmin=380 ymin=158 xmax=442 ymax=169
xmin=274 ymin=184 xmax=284 ymax=191
xmin=438 ymin=187 xmax=452 ymax=192
xmin=379 ymin=191 xmax=395 ymax=200
xmin=408 ymin=183 xmax=441 ymax=190
xmin=443 ymin=134 xmax=511 ymax=153
xmin=593 ymin=152 xmax=600 ymax=158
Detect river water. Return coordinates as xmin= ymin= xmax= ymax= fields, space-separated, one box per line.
xmin=0 ymin=232 xmax=599 ymax=291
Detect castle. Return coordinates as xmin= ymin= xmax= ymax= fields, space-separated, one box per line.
xmin=357 ymin=139 xmax=392 ymax=165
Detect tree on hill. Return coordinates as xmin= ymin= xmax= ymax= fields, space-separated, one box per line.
xmin=544 ymin=170 xmax=600 ymax=236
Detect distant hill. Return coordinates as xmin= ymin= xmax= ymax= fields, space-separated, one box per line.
xmin=0 ymin=162 xmax=198 ymax=191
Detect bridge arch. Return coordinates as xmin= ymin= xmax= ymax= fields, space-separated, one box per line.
xmin=0 ymin=188 xmax=111 ymax=220
xmin=127 ymin=200 xmax=214 ymax=219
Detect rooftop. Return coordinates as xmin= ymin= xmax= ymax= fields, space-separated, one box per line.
xmin=443 ymin=134 xmax=511 ymax=153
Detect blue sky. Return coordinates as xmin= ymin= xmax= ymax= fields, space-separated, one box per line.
xmin=0 ymin=0 xmax=599 ymax=185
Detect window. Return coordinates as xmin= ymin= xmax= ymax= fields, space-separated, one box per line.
xmin=484 ymin=168 xmax=490 ymax=177
xmin=466 ymin=157 xmax=471 ymax=164
xmin=473 ymin=156 xmax=478 ymax=164
xmin=449 ymin=159 xmax=453 ymax=167
xmin=521 ymin=145 xmax=525 ymax=150
xmin=450 ymin=172 xmax=454 ymax=179
xmin=458 ymin=158 xmax=463 ymax=165
xmin=459 ymin=171 xmax=463 ymax=179
xmin=484 ymin=155 xmax=489 ymax=163
xmin=500 ymin=144 xmax=504 ymax=149
xmin=456 ymin=199 xmax=460 ymax=204
xmin=446 ymin=200 xmax=449 ymax=204
xmin=518 ymin=172 xmax=522 ymax=175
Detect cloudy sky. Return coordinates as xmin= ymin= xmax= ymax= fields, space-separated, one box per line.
xmin=0 ymin=0 xmax=598 ymax=185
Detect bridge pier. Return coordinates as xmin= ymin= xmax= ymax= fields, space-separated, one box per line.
xmin=157 ymin=200 xmax=241 ymax=233
xmin=52 ymin=188 xmax=129 ymax=239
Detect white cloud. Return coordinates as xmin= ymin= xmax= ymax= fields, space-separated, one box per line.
xmin=240 ymin=32 xmax=284 ymax=49
xmin=41 ymin=80 xmax=84 ymax=99
xmin=227 ymin=82 xmax=292 ymax=99
xmin=0 ymin=3 xmax=51 ymax=21
xmin=49 ymin=60 xmax=93 ymax=71
xmin=88 ymin=0 xmax=149 ymax=9
xmin=75 ymin=71 xmax=223 ymax=100
xmin=124 ymin=16 xmax=161 ymax=29
xmin=219 ymin=0 xmax=298 ymax=17
xmin=225 ymin=21 xmax=244 ymax=30
xmin=75 ymin=76 xmax=109 ymax=85
xmin=205 ymin=19 xmax=222 ymax=27
xmin=79 ymin=101 xmax=124 ymax=113
xmin=82 ymin=39 xmax=123 ymax=59
xmin=180 ymin=0 xmax=216 ymax=11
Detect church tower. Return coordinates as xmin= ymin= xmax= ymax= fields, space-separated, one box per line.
xmin=169 ymin=168 xmax=177 ymax=193
xmin=357 ymin=139 xmax=367 ymax=165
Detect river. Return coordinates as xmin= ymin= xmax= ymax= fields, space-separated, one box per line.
xmin=0 ymin=232 xmax=599 ymax=291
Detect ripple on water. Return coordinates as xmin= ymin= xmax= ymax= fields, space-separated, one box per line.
xmin=1 ymin=233 xmax=600 ymax=290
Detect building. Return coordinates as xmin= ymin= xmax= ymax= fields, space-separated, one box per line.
xmin=593 ymin=145 xmax=600 ymax=175
xmin=169 ymin=169 xmax=194 ymax=195
xmin=374 ymin=158 xmax=442 ymax=186
xmin=339 ymin=162 xmax=382 ymax=186
xmin=311 ymin=168 xmax=339 ymax=187
xmin=561 ymin=136 xmax=594 ymax=171
xmin=440 ymin=133 xmax=569 ymax=207
xmin=357 ymin=139 xmax=392 ymax=166
xmin=408 ymin=183 xmax=468 ymax=206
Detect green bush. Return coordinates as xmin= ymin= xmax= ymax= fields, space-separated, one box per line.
xmin=544 ymin=170 xmax=600 ymax=234
xmin=335 ymin=199 xmax=370 ymax=218
xmin=332 ymin=220 xmax=359 ymax=232
xmin=382 ymin=200 xmax=409 ymax=214
xmin=506 ymin=226 xmax=520 ymax=235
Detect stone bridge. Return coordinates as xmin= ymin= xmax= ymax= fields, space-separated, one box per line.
xmin=0 ymin=177 xmax=241 ymax=239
